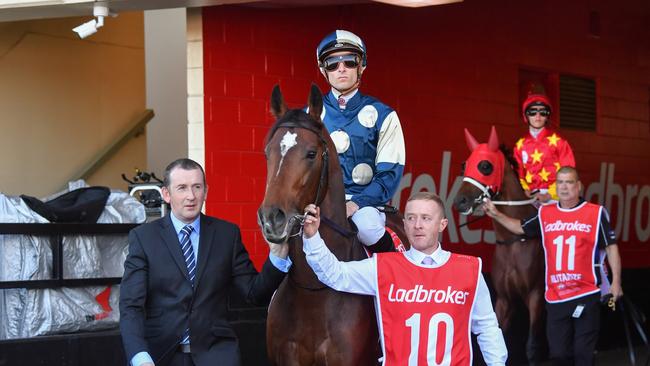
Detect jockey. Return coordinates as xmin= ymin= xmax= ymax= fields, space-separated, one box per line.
xmin=316 ymin=30 xmax=406 ymax=251
xmin=514 ymin=93 xmax=575 ymax=202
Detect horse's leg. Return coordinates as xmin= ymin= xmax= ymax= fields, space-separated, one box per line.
xmin=495 ymin=295 xmax=513 ymax=332
xmin=525 ymin=288 xmax=546 ymax=365
xmin=267 ymin=285 xmax=311 ymax=366
xmin=314 ymin=295 xmax=379 ymax=366
xmin=273 ymin=341 xmax=309 ymax=366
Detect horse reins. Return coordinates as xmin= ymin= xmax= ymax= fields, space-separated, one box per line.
xmin=461 ymin=176 xmax=536 ymax=245
xmin=286 ymin=211 xmax=357 ymax=291
xmin=462 ymin=176 xmax=537 ymax=206
xmin=287 ymin=272 xmax=328 ymax=291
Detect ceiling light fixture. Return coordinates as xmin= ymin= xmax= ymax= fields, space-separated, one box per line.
xmin=373 ymin=0 xmax=463 ymax=8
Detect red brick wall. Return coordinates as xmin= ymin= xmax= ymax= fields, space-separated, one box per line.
xmin=202 ymin=1 xmax=650 ymax=269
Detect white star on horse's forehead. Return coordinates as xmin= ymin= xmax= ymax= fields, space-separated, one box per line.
xmin=275 ymin=131 xmax=298 ymax=178
xmin=280 ymin=131 xmax=298 ymax=157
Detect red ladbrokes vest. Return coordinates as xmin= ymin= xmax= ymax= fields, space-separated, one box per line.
xmin=539 ymin=202 xmax=602 ymax=303
xmin=514 ymin=128 xmax=575 ymax=199
xmin=376 ymin=252 xmax=480 ymax=366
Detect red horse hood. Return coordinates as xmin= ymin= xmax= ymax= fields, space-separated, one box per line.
xmin=464 ymin=126 xmax=505 ymax=193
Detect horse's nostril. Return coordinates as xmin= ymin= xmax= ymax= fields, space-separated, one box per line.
xmin=263 ymin=221 xmax=273 ymax=235
xmin=271 ymin=208 xmax=286 ymax=224
xmin=259 ymin=207 xmax=288 ymax=236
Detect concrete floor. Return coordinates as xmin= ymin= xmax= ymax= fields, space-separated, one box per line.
xmin=535 ymin=346 xmax=650 ymax=366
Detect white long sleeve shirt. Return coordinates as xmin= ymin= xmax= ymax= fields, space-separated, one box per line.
xmin=303 ymin=232 xmax=507 ymax=366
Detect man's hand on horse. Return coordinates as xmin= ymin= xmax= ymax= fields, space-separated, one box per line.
xmin=303 ymin=204 xmax=321 ymax=239
xmin=268 ymin=240 xmax=290 ymax=259
xmin=346 ymin=201 xmax=359 ymax=218
xmin=482 ymin=199 xmax=499 ymax=218
xmin=533 ymin=192 xmax=552 ymax=203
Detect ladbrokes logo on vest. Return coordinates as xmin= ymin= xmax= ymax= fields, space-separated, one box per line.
xmin=544 ymin=220 xmax=592 ymax=233
xmin=387 ymin=284 xmax=470 ymax=304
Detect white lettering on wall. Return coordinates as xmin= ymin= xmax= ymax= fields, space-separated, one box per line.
xmin=393 ymin=152 xmax=649 ymax=244
xmin=392 ymin=151 xmax=495 ymax=245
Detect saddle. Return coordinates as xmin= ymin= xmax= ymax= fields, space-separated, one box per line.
xmin=21 ymin=186 xmax=110 ymax=223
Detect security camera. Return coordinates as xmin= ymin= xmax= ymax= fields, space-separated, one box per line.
xmin=71 ymin=3 xmax=116 ymax=39
xmin=72 ymin=19 xmax=98 ymax=39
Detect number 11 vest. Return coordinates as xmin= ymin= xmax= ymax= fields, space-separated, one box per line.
xmin=539 ymin=201 xmax=602 ymax=303
xmin=376 ymin=252 xmax=480 ymax=366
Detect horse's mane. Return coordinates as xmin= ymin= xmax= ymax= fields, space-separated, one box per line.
xmin=265 ymin=109 xmax=323 ymax=145
xmin=499 ymin=143 xmax=519 ymax=178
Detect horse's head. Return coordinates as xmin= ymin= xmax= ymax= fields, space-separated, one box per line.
xmin=453 ymin=126 xmax=505 ymax=215
xmin=258 ymin=84 xmax=332 ymax=244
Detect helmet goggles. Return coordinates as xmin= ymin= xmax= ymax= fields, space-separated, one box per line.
xmin=322 ymin=53 xmax=361 ymax=72
xmin=525 ymin=107 xmax=551 ymax=117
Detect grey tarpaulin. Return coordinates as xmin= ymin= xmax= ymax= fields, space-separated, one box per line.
xmin=0 ymin=180 xmax=145 ymax=339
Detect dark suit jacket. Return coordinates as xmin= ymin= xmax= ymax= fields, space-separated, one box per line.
xmin=119 ymin=214 xmax=285 ymax=366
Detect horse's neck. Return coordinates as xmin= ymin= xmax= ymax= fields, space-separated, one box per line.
xmin=286 ymin=202 xmax=362 ymax=288
xmin=286 ymin=161 xmax=364 ymax=287
xmin=320 ymin=146 xmax=360 ymax=257
xmin=492 ymin=160 xmax=536 ymax=237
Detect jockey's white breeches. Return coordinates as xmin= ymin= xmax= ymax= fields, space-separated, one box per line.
xmin=351 ymin=206 xmax=386 ymax=246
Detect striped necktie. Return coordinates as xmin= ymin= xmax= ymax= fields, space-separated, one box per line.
xmin=180 ymin=225 xmax=196 ymax=284
xmin=180 ymin=224 xmax=195 ymax=345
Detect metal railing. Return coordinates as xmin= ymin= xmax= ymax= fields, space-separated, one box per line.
xmin=0 ymin=223 xmax=138 ymax=289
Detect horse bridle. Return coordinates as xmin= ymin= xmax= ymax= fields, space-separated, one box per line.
xmin=267 ymin=121 xmax=331 ymax=239
xmin=462 ymin=176 xmax=536 ymax=208
xmin=268 ymin=121 xmax=359 ymax=290
xmin=462 ymin=176 xmax=496 ymax=208
xmin=460 ymin=176 xmax=533 ymax=245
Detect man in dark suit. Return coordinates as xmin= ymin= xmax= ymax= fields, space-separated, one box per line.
xmin=119 ymin=158 xmax=290 ymax=366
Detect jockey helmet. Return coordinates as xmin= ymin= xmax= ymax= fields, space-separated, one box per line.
xmin=316 ymin=30 xmax=367 ymax=69
xmin=522 ymin=93 xmax=552 ymax=124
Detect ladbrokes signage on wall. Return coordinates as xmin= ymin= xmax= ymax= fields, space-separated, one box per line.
xmin=393 ymin=151 xmax=650 ymax=269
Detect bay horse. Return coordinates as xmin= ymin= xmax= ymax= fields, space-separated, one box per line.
xmin=258 ymin=84 xmax=407 ymax=365
xmin=453 ymin=126 xmax=545 ymax=364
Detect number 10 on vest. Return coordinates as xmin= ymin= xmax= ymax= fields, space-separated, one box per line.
xmin=405 ymin=312 xmax=453 ymax=366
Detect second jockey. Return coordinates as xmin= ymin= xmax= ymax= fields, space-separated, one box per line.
xmin=514 ymin=93 xmax=575 ymax=202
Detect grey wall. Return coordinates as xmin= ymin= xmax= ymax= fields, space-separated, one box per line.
xmin=144 ymin=8 xmax=188 ymax=177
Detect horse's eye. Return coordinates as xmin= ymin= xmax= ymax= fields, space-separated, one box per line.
xmin=307 ymin=150 xmax=317 ymax=159
xmin=478 ymin=160 xmax=494 ymax=175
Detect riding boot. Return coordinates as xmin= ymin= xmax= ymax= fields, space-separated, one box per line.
xmin=364 ymin=230 xmax=395 ymax=254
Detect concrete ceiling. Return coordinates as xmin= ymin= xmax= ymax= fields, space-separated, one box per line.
xmin=0 ymin=0 xmax=373 ymax=22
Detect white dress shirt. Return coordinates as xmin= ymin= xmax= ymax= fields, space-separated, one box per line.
xmin=303 ymin=231 xmax=508 ymax=366
xmin=331 ymin=87 xmax=359 ymax=109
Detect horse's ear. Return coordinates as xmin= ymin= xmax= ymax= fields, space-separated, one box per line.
xmin=307 ymin=83 xmax=323 ymax=122
xmin=487 ymin=125 xmax=499 ymax=152
xmin=464 ymin=128 xmax=479 ymax=151
xmin=270 ymin=84 xmax=288 ymax=119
